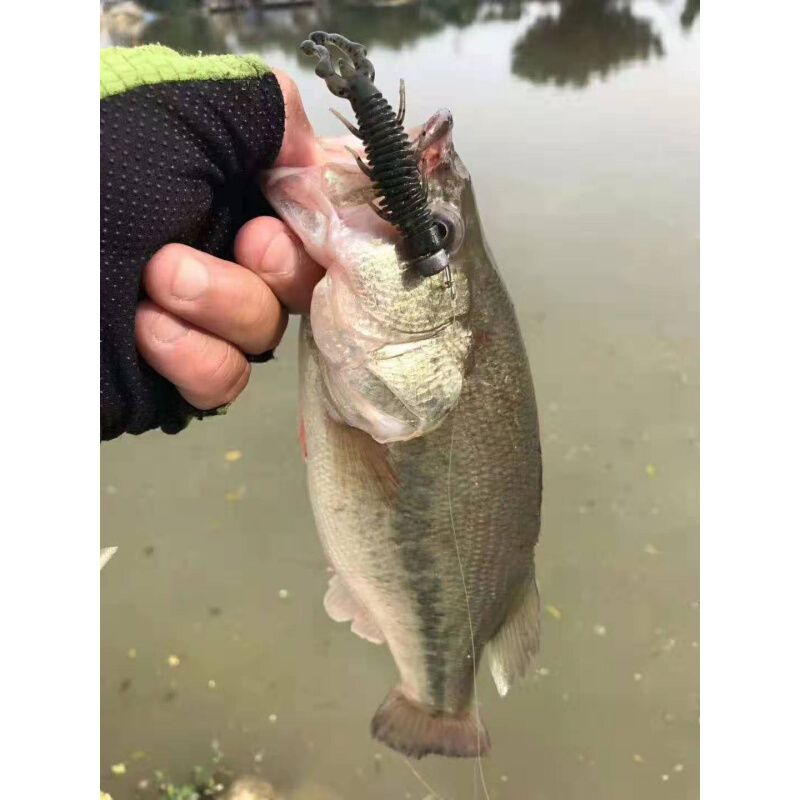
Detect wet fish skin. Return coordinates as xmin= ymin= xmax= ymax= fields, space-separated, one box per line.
xmin=266 ymin=110 xmax=542 ymax=758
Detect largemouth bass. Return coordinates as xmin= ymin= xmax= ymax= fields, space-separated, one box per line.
xmin=264 ymin=110 xmax=542 ymax=759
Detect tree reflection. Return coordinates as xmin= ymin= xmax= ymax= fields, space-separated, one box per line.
xmin=201 ymin=1 xmax=447 ymax=64
xmin=512 ymin=0 xmax=664 ymax=88
xmin=103 ymin=1 xmax=681 ymax=92
xmin=142 ymin=10 xmax=228 ymax=53
xmin=680 ymin=0 xmax=699 ymax=31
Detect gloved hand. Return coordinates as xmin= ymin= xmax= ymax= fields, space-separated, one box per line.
xmin=101 ymin=45 xmax=324 ymax=441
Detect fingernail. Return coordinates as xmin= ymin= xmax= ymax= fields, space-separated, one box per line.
xmin=152 ymin=312 xmax=189 ymax=343
xmin=172 ymin=256 xmax=209 ymax=300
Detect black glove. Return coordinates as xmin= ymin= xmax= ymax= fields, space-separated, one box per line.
xmin=100 ymin=45 xmax=285 ymax=441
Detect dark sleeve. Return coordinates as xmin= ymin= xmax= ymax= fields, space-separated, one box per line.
xmin=100 ymin=69 xmax=285 ymax=441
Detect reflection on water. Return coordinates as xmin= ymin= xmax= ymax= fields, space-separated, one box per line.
xmin=512 ymin=1 xmax=664 ymax=88
xmin=104 ymin=1 xmax=699 ymax=89
xmin=680 ymin=0 xmax=699 ymax=31
xmin=101 ymin=2 xmax=698 ymax=799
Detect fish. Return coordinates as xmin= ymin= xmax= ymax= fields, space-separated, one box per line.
xmin=263 ymin=109 xmax=542 ymax=759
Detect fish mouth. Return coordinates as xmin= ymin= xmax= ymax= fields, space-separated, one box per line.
xmin=413 ymin=109 xmax=454 ymax=176
xmin=420 ymin=109 xmax=454 ymax=149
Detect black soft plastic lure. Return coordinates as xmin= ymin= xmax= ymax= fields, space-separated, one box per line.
xmin=301 ymin=31 xmax=452 ymax=285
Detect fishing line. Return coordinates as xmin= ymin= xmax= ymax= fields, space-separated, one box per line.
xmin=401 ymin=755 xmax=448 ymax=800
xmin=446 ymin=285 xmax=492 ymax=800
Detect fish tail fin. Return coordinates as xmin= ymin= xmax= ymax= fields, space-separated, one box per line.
xmin=487 ymin=575 xmax=541 ymax=697
xmin=370 ymin=687 xmax=490 ymax=759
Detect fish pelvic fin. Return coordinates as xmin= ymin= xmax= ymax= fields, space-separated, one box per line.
xmin=487 ymin=575 xmax=541 ymax=697
xmin=371 ymin=687 xmax=489 ymax=759
xmin=323 ymin=573 xmax=385 ymax=644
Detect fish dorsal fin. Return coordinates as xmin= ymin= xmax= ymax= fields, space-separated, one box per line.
xmin=487 ymin=576 xmax=541 ymax=697
xmin=323 ymin=573 xmax=385 ymax=645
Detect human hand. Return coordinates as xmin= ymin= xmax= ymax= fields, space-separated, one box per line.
xmin=134 ymin=70 xmax=325 ymax=412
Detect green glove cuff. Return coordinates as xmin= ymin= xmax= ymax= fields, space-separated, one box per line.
xmin=100 ymin=45 xmax=270 ymax=100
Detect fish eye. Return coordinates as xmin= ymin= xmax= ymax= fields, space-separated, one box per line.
xmin=431 ymin=203 xmax=465 ymax=255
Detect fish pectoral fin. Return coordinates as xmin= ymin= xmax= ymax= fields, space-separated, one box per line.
xmin=487 ymin=575 xmax=541 ymax=697
xmin=328 ymin=420 xmax=400 ymax=505
xmin=323 ymin=574 xmax=385 ymax=645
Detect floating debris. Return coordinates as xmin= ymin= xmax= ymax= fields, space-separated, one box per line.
xmin=633 ymin=754 xmax=644 ymax=764
xmin=278 ymin=589 xmax=289 ymax=600
xmin=100 ymin=547 xmax=118 ymax=571
xmin=224 ymin=450 xmax=243 ymax=463
xmin=537 ymin=667 xmax=550 ymax=676
xmin=127 ymin=648 xmax=137 ymax=659
xmin=652 ymin=637 xmax=677 ymax=656
xmin=643 ymin=544 xmax=660 ymax=556
xmin=691 ymin=641 xmax=699 ymax=649
xmin=143 ymin=545 xmax=155 ymax=557
xmin=661 ymin=774 xmax=670 ymax=781
xmin=110 ymin=763 xmax=126 ymax=776
xmin=208 ymin=680 xmax=217 ymax=690
xmin=546 ymin=605 xmax=562 ymax=620
xmin=211 ymin=740 xmax=224 ymax=764
xmin=593 ymin=623 xmax=607 ymax=637
xmin=500 ymin=774 xmax=509 ymax=783
xmin=226 ymin=486 xmax=246 ymax=503
xmin=674 ymin=763 xmax=684 ymax=773
xmin=137 ymin=780 xmax=149 ymax=790
xmin=167 ymin=655 xmax=181 ymax=667
xmin=105 ymin=485 xmax=118 ymax=495
xmin=254 ymin=751 xmax=264 ymax=763
xmin=101 ymin=793 xmax=113 ymax=800
xmin=224 ymin=776 xmax=278 ymax=800
xmin=633 ymin=672 xmax=643 ymax=682
xmin=268 ymin=713 xmax=277 ymax=723
xmin=644 ymin=463 xmax=657 ymax=477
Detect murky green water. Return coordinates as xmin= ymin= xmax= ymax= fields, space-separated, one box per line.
xmin=101 ymin=2 xmax=699 ymax=798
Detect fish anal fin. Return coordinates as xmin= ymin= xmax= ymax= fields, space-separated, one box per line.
xmin=487 ymin=576 xmax=541 ymax=697
xmin=323 ymin=574 xmax=385 ymax=645
xmin=371 ymin=687 xmax=490 ymax=759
